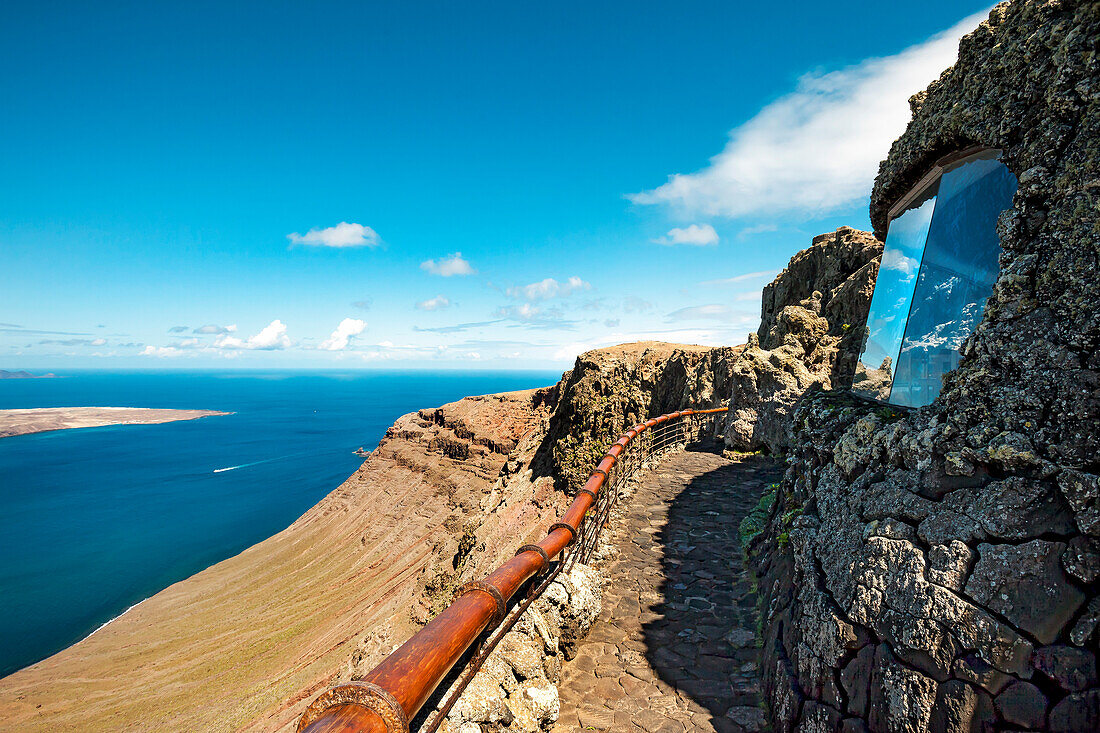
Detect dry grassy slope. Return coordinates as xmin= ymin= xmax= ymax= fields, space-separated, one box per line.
xmin=0 ymin=388 xmax=561 ymax=732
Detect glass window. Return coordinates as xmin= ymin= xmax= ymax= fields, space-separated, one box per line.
xmin=850 ymin=195 xmax=935 ymax=400
xmin=852 ymin=150 xmax=1017 ymax=407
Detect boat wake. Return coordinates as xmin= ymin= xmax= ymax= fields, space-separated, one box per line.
xmin=212 ymin=449 xmax=336 ymax=474
xmin=213 ymin=458 xmax=277 ymax=473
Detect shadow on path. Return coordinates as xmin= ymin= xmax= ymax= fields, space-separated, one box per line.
xmin=641 ymin=448 xmax=781 ymax=731
xmin=553 ymin=446 xmax=781 ymax=732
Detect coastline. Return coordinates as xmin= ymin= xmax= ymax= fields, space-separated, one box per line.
xmin=0 ymin=347 xmax=725 ymax=729
xmin=0 ymin=407 xmax=232 ymax=439
xmin=83 ymin=597 xmax=148 ymax=642
xmin=0 ymin=385 xmax=567 ymax=731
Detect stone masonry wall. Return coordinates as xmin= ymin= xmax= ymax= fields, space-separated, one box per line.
xmin=754 ymin=2 xmax=1100 ymax=731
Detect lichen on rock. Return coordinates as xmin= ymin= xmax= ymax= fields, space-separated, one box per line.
xmin=752 ymin=2 xmax=1100 ymax=730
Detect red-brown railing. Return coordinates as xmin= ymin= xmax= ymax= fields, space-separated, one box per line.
xmin=297 ymin=407 xmax=728 ymax=733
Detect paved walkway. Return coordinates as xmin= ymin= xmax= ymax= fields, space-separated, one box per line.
xmin=553 ymin=448 xmax=782 ymax=733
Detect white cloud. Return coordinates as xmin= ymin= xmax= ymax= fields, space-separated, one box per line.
xmin=142 ymin=345 xmax=185 ymax=358
xmin=699 ymin=270 xmax=779 ymax=287
xmin=215 ymin=319 xmax=291 ymax=350
xmin=507 ymin=276 xmax=591 ymax=302
xmin=621 ymin=296 xmax=653 ymax=314
xmin=497 ymin=303 xmax=543 ymax=322
xmin=320 ymin=318 xmax=367 ymax=351
xmin=413 ymin=319 xmax=504 ymax=334
xmin=288 ymin=222 xmax=381 ymax=248
xmin=38 ymin=338 xmax=105 ymax=346
xmin=653 ymin=224 xmax=719 ymax=246
xmin=494 ymin=304 xmax=576 ymax=330
xmin=416 ymin=295 xmax=451 ymax=311
xmin=881 ymin=248 xmax=920 ymax=276
xmin=738 ymin=223 xmax=779 ymax=237
xmin=421 ymin=252 xmax=475 ymax=277
xmin=193 ymin=324 xmax=237 ymax=335
xmin=629 ymin=9 xmax=990 ymax=218
xmin=666 ymin=304 xmax=756 ymax=323
xmin=353 ymin=341 xmax=453 ymax=362
xmin=354 ymin=347 xmax=484 ymax=363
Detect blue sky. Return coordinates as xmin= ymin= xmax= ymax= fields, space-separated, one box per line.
xmin=1 ymin=1 xmax=994 ymax=370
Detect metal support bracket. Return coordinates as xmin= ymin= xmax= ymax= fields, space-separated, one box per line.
xmin=549 ymin=521 xmax=577 ymax=546
xmin=456 ymin=580 xmax=507 ymax=628
xmin=297 ymin=681 xmax=409 ymax=733
xmin=515 ymin=543 xmax=551 ymax=571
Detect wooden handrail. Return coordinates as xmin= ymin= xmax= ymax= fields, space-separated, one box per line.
xmin=297 ymin=407 xmax=728 ymax=733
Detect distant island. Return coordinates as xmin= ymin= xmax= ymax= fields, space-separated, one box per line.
xmin=0 ymin=407 xmax=232 ymax=438
xmin=0 ymin=370 xmax=58 ymax=379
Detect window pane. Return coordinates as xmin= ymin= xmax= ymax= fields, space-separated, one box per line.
xmin=889 ymin=155 xmax=1018 ymax=407
xmin=851 ymin=196 xmax=936 ymax=401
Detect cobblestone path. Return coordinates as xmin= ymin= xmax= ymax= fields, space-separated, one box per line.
xmin=553 ymin=448 xmax=783 ymax=733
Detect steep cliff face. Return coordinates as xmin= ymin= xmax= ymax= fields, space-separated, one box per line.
xmin=723 ymin=226 xmax=881 ymax=451
xmin=755 ymin=2 xmax=1100 ymax=731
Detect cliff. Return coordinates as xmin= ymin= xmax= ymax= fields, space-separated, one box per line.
xmin=0 ymin=342 xmax=742 ymax=731
xmin=752 ymin=2 xmax=1100 ymax=731
xmin=5 ymin=6 xmax=1094 ymax=729
xmin=724 ymin=227 xmax=881 ymax=452
xmin=535 ymin=341 xmax=740 ymax=493
xmin=0 ymin=389 xmax=561 ymax=731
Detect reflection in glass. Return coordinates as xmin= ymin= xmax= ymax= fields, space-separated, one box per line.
xmin=890 ymin=154 xmax=1018 ymax=407
xmin=852 ymin=150 xmax=1017 ymax=407
xmin=851 ymin=197 xmax=935 ymax=400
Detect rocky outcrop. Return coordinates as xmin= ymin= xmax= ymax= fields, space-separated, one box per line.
xmin=723 ymin=226 xmax=881 ymax=451
xmin=536 ymin=341 xmax=740 ymax=493
xmin=754 ymin=2 xmax=1100 ymax=731
xmin=339 ymin=390 xmax=566 ymax=633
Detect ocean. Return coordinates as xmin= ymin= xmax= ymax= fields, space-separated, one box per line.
xmin=0 ymin=369 xmax=559 ymax=677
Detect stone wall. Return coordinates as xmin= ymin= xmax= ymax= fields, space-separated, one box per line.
xmin=753 ymin=2 xmax=1100 ymax=731
xmin=432 ymin=564 xmax=603 ymax=733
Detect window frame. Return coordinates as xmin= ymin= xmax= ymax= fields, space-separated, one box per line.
xmin=851 ymin=146 xmax=1012 ymax=409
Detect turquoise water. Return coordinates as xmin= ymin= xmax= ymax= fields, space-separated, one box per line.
xmin=0 ymin=370 xmax=558 ymax=676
